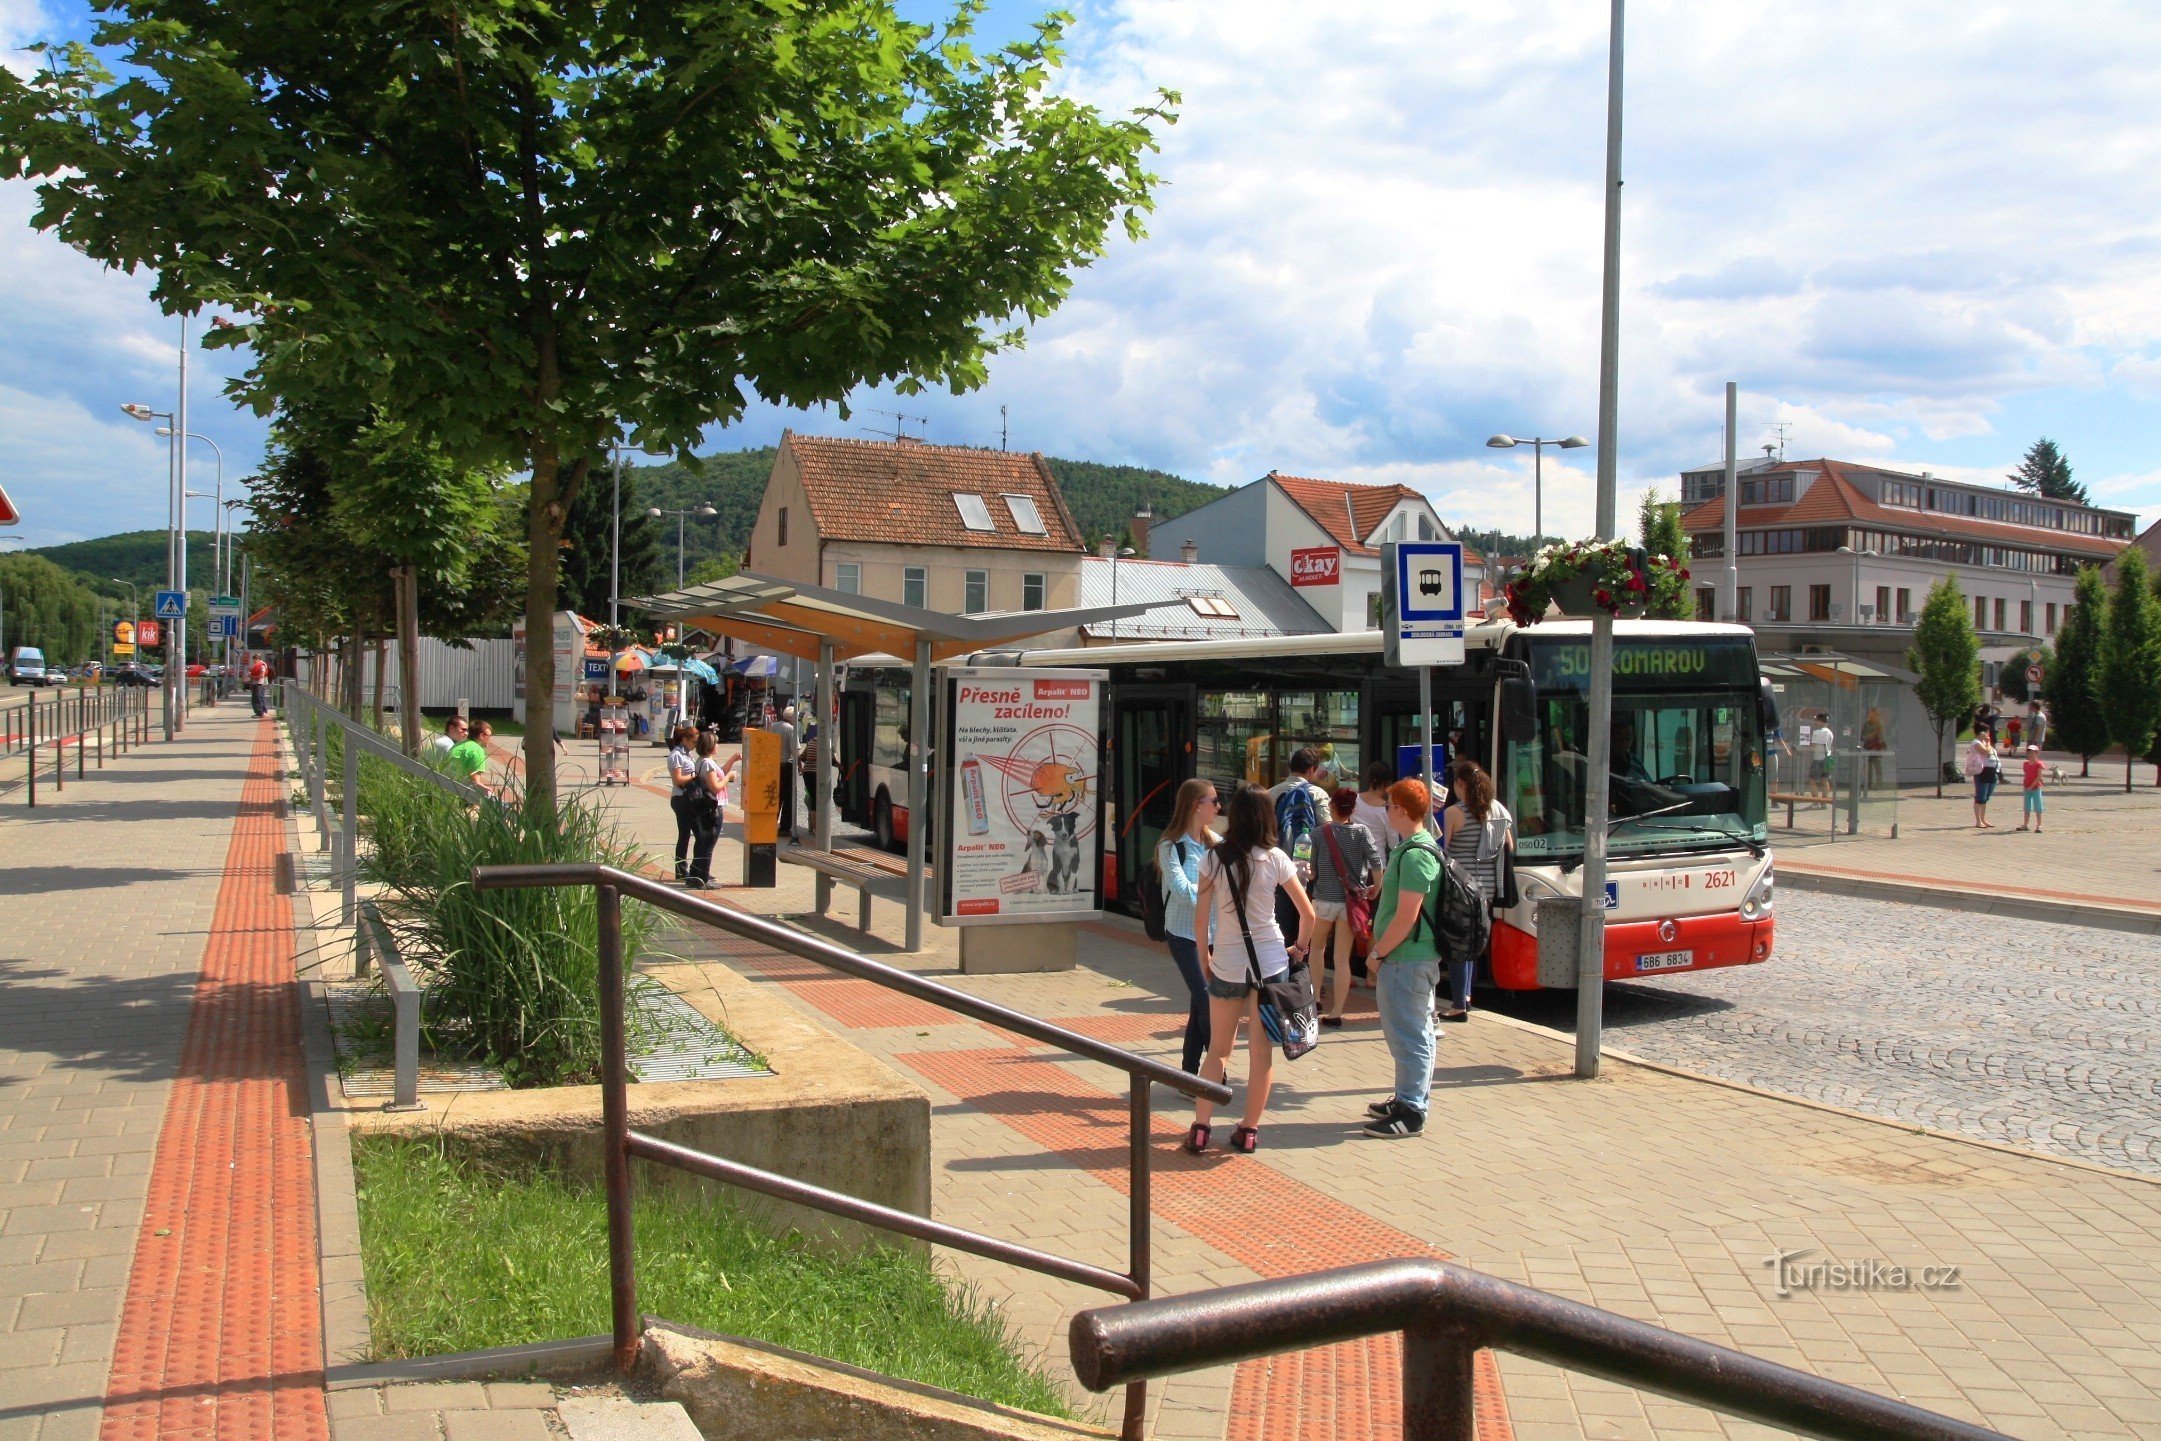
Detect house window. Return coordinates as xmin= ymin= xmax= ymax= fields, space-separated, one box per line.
xmin=1022 ymin=573 xmax=1046 ymax=611
xmin=953 ymin=493 xmax=995 ymax=532
xmin=778 ymin=506 xmax=788 ymax=546
xmin=2019 ymin=599 xmax=2032 ymax=635
xmin=2046 ymin=602 xmax=2057 ymax=635
xmin=1808 ymin=584 xmax=1832 ymax=622
xmin=904 ymin=566 xmax=927 ymax=609
xmin=1695 ymin=589 xmax=1716 ymax=621
xmin=836 ymin=562 xmax=861 ymax=594
xmin=1874 ymin=586 xmax=1890 ymax=623
xmin=1737 ymin=586 xmax=1752 ymax=622
xmin=1994 ymin=597 xmax=2006 ymax=632
xmin=964 ymin=570 xmax=989 ymax=614
xmin=1896 ymin=587 xmax=1911 ymax=623
xmin=1004 ymin=495 xmax=1047 ymax=535
xmin=1769 ymin=585 xmax=1790 ymax=621
xmin=1418 ymin=514 xmax=1437 ymax=540
xmin=1975 ymin=596 xmax=1987 ymax=629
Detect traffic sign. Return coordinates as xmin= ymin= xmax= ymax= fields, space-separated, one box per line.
xmin=214 ymin=615 xmax=240 ymax=639
xmin=0 ymin=482 xmax=19 ymax=526
xmin=211 ymin=593 xmax=240 ymax=609
xmin=2026 ymin=663 xmax=2043 ymax=684
xmin=154 ymin=590 xmax=187 ymax=619
xmin=1380 ymin=541 xmax=1466 ymax=667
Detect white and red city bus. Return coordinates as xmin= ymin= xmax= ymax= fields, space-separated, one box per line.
xmin=838 ymin=617 xmax=1775 ymax=988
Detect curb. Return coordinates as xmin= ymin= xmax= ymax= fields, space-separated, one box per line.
xmin=326 ymin=1336 xmax=614 ymax=1391
xmin=1472 ymin=1008 xmax=2161 ymax=1189
xmin=1778 ymin=865 xmax=2161 ymax=935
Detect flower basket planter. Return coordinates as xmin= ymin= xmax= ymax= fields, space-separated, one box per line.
xmin=1548 ymin=573 xmax=1646 ymax=619
xmin=1505 ymin=540 xmax=1683 ymax=626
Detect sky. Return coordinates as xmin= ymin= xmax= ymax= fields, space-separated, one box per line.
xmin=5 ymin=0 xmax=2160 ymax=551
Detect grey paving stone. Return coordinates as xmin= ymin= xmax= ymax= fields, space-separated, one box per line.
xmin=333 ymin=1414 xmax=444 ymax=1441
xmin=555 ymin=1397 xmax=702 ymax=1441
xmin=14 ymin=1290 xmax=118 ymax=1331
xmin=481 ymin=1383 xmax=558 ymax=1411
xmin=442 ymin=1410 xmax=557 ymax=1441
xmin=382 ymin=1384 xmax=490 ymax=1414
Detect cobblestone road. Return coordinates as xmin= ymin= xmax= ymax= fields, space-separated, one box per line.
xmin=1485 ymin=891 xmax=2161 ymax=1176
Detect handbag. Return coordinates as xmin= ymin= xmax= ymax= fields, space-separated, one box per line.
xmin=1320 ymin=825 xmax=1373 ymax=940
xmin=1496 ymin=840 xmax=1519 ymax=911
xmin=1229 ymin=856 xmax=1319 ymax=1060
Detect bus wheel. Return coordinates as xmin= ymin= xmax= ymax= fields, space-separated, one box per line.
xmin=873 ymin=793 xmax=898 ymax=852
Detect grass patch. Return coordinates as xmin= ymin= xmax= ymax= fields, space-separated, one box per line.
xmin=351 ymin=1136 xmax=1070 ymax=1417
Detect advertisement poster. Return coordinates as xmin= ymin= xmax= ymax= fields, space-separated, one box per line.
xmin=939 ymin=668 xmax=1106 ymax=925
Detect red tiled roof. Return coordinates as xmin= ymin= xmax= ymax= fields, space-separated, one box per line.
xmin=1680 ymin=459 xmax=2126 ymax=561
xmin=1267 ymin=473 xmax=1429 ymax=557
xmin=784 ymin=433 xmax=1085 ymax=553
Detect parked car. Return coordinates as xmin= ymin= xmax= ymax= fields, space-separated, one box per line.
xmin=44 ymin=667 xmax=74 ymax=685
xmin=185 ymin=663 xmax=208 ymax=679
xmin=112 ymin=664 xmax=157 ymax=688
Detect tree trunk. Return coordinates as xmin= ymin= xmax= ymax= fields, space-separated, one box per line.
xmin=397 ymin=565 xmax=423 ymax=758
xmin=372 ymin=637 xmax=387 ymax=733
xmin=521 ymin=446 xmax=568 ymax=813
xmin=1934 ymin=724 xmax=1944 ymax=798
xmin=2081 ymin=754 xmax=2089 ymax=776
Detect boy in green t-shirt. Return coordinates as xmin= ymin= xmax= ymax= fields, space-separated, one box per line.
xmin=447 ymin=719 xmax=493 ymax=789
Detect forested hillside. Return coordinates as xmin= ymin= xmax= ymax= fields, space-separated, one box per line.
xmin=28 ymin=529 xmax=220 ymax=594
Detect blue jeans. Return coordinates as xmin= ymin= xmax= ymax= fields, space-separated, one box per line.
xmin=1376 ymin=958 xmax=1441 ymax=1115
xmin=1165 ymin=936 xmax=1211 ymax=1074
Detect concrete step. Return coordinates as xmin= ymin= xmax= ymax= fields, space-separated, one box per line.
xmin=557 ymin=1396 xmax=706 ymax=1441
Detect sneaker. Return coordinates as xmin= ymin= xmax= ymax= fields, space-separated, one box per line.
xmin=1363 ymin=1102 xmax=1425 ymax=1139
xmin=1365 ymin=1095 xmax=1398 ymax=1119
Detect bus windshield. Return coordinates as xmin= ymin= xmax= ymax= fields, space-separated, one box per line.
xmin=1504 ymin=635 xmax=1768 ymax=861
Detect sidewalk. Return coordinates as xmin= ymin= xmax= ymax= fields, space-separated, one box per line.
xmin=585 ymin=781 xmax=2161 ymax=1441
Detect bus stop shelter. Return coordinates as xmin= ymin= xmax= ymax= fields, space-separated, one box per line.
xmin=1760 ymin=651 xmax=1911 ymax=839
xmin=632 ymin=573 xmax=1173 ymax=949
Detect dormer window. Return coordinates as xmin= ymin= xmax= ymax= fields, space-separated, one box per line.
xmin=1004 ymin=494 xmax=1047 ymax=535
xmin=953 ymin=493 xmax=995 ymax=531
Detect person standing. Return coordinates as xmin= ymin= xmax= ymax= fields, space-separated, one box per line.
xmin=1155 ymin=778 xmax=1221 ymax=1075
xmin=1310 ymin=788 xmax=1379 ymax=1028
xmin=770 ymin=704 xmax=801 ymax=841
xmin=1363 ymin=779 xmax=1445 ymax=1139
xmin=246 ymin=654 xmax=272 ymax=717
xmin=1437 ymin=760 xmax=1512 ymax=1022
xmin=686 ymin=731 xmax=738 ymax=888
xmin=1353 ymin=761 xmax=1396 ymax=862
xmin=666 ymin=722 xmax=700 ymax=881
xmin=1805 ymin=713 xmax=1835 ymax=798
xmin=2018 ymin=743 xmax=2046 ymax=833
xmin=1189 ymin=784 xmax=1315 ymax=1156
xmin=1965 ymin=729 xmax=2000 ymax=829
xmin=2027 ymin=701 xmax=2049 ymax=753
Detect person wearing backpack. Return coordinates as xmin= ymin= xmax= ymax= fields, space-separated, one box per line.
xmin=1361 ymin=778 xmax=1454 ymax=1139
xmin=1311 ymin=788 xmax=1379 ymax=1027
xmin=1438 ymin=759 xmax=1513 ymax=1022
xmin=1152 ymin=778 xmax=1222 ymax=1075
xmin=1189 ymin=783 xmax=1316 ymax=1155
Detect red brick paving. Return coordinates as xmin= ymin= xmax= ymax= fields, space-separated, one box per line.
xmin=99 ymin=724 xmax=328 ymax=1441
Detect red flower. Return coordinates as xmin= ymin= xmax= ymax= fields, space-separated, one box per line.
xmin=1593 ymin=588 xmax=1613 ymax=607
xmin=1679 ymin=567 xmax=1691 ymax=580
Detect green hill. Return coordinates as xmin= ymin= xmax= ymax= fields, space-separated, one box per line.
xmin=26 ymin=529 xmax=220 ymax=597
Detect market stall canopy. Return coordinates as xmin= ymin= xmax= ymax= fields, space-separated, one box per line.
xmin=680 ymin=656 xmax=721 ymax=684
xmin=629 ymin=572 xmax=1176 ymax=662
xmin=733 ymin=654 xmax=780 ymax=677
xmin=613 ymin=648 xmax=651 ymax=672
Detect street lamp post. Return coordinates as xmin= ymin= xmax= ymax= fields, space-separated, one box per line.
xmin=647 ymin=504 xmax=717 ymax=588
xmin=1108 ymin=546 xmax=1136 ymax=638
xmin=1485 ymin=433 xmax=1590 ymax=550
xmin=120 ymin=400 xmax=181 ymax=739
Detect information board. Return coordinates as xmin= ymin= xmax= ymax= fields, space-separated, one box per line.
xmin=938 ymin=667 xmax=1106 ymax=925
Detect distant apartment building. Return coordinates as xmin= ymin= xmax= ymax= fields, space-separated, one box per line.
xmin=1677 ymin=457 xmax=2133 ymax=643
xmin=1143 ymin=472 xmax=1483 ymax=632
xmin=745 ymin=433 xmax=1086 ymax=615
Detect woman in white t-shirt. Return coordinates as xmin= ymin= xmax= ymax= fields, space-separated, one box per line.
xmin=1188 ymin=783 xmax=1316 ymax=1157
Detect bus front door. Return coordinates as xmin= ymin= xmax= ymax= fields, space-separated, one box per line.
xmin=839 ymin=690 xmax=874 ymax=827
xmin=1107 ymin=685 xmax=1193 ymax=914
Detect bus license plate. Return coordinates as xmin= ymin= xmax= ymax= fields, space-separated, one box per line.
xmin=1636 ymin=949 xmax=1693 ymax=972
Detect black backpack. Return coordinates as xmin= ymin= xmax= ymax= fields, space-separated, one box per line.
xmin=1140 ymin=838 xmax=1187 ymax=942
xmin=1403 ymin=838 xmax=1491 ymax=963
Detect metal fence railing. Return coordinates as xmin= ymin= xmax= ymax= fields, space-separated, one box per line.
xmin=470 ymin=861 xmax=1232 ymax=1441
xmin=281 ymin=681 xmax=490 ymax=921
xmin=1068 ymin=1259 xmax=2013 ymax=1441
xmin=3 ymin=684 xmax=155 ymax=806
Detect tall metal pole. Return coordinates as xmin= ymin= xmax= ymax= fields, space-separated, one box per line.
xmin=1722 ymin=382 xmax=1738 ymax=621
xmin=1533 ymin=439 xmax=1544 ymax=551
xmin=676 ymin=511 xmax=687 ymax=589
xmin=1576 ymin=0 xmax=1626 ymax=1081
xmin=610 ymin=445 xmax=622 ymax=629
xmin=174 ymin=315 xmax=189 ymax=732
xmin=905 ymin=637 xmax=931 ymax=952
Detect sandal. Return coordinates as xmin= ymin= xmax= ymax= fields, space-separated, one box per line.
xmin=1229 ymin=1126 xmax=1259 ymax=1154
xmin=1320 ymin=1014 xmax=1345 ymax=1029
xmin=1182 ymin=1123 xmax=1211 ymax=1155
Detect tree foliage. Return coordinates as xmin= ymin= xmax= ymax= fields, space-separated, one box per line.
xmin=1038 ymin=458 xmax=1227 ymax=549
xmin=557 ymin=459 xmax=661 ymax=617
xmin=1907 ymin=575 xmax=1980 ymax=797
xmin=2097 ymin=548 xmax=2161 ymax=791
xmin=2008 ymin=438 xmax=2089 ymax=505
xmin=25 ymin=530 xmax=217 ymax=597
xmin=1635 ymin=488 xmax=1695 ymax=620
xmin=2045 ymin=567 xmax=2112 ymax=774
xmin=1 ymin=1 xmax=1173 ymax=807
xmin=1999 ymin=645 xmax=2052 ymax=704
xmin=0 ymin=554 xmax=111 ymax=665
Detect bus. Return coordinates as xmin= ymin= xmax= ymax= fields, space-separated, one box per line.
xmin=837 ymin=618 xmax=1775 ymax=989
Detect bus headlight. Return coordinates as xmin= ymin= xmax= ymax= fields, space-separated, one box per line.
xmin=1741 ymin=864 xmax=1774 ymax=920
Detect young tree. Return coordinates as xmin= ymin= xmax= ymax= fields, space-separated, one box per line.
xmin=1998 ymin=645 xmax=2052 ymax=705
xmin=2097 ymin=548 xmax=2161 ymax=792
xmin=2045 ymin=567 xmax=2112 ymax=775
xmin=2008 ymin=438 xmax=2089 ymax=504
xmin=1635 ymin=488 xmax=1694 ymax=620
xmin=1907 ymin=576 xmax=1980 ymax=797
xmin=2 ymin=3 xmax=1172 ymax=808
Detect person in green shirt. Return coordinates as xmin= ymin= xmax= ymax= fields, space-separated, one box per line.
xmin=446 ymin=719 xmax=492 ymax=791
xmin=1362 ymin=777 xmax=1444 ymax=1138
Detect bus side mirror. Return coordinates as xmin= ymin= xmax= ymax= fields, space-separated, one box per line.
xmin=1500 ymin=675 xmax=1538 ymax=744
xmin=1758 ymin=680 xmax=1780 ymax=735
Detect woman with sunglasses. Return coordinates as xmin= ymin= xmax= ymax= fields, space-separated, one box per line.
xmin=1155 ymin=778 xmax=1223 ymax=1075
xmin=1189 ymin=783 xmax=1316 ymax=1155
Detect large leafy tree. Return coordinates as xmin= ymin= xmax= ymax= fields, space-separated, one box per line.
xmin=2045 ymin=567 xmax=2112 ymax=775
xmin=1635 ymin=488 xmax=1694 ymax=619
xmin=1907 ymin=575 xmax=1979 ymax=797
xmin=2008 ymin=438 xmax=2089 ymax=504
xmin=2 ymin=1 xmax=1172 ymax=806
xmin=0 ymin=554 xmax=108 ymax=665
xmin=557 ymin=461 xmax=662 ymax=620
xmin=2097 ymin=548 xmax=2161 ymax=792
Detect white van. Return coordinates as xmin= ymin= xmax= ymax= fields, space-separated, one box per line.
xmin=9 ymin=646 xmax=48 ymax=686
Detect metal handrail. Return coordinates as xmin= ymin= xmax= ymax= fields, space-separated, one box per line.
xmin=472 ymin=860 xmax=1232 ymax=1441
xmin=5 ymin=684 xmax=150 ymax=805
xmin=1069 ymin=1259 xmax=2015 ymax=1441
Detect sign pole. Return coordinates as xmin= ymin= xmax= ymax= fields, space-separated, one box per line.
xmin=905 ymin=637 xmax=931 ymax=952
xmin=1417 ymin=663 xmax=1435 ymax=802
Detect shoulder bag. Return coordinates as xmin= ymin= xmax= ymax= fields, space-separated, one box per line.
xmin=1320 ymin=825 xmax=1373 ymax=941
xmin=1229 ymin=856 xmax=1319 ymax=1060
xmin=1140 ymin=838 xmax=1185 ymax=943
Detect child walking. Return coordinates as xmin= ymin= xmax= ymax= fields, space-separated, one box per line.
xmin=2017 ymin=743 xmax=2046 ymax=833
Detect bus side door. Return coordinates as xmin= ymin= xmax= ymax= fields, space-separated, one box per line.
xmin=1106 ymin=685 xmax=1194 ymax=913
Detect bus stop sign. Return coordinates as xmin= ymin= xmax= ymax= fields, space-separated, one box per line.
xmin=1381 ymin=541 xmax=1465 ymax=667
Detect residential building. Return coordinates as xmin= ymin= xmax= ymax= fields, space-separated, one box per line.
xmin=745 ymin=432 xmax=1087 ymax=615
xmin=1678 ymin=456 xmax=2132 ymax=642
xmin=1143 ymin=471 xmax=1483 ymax=631
xmin=1053 ymin=555 xmax=1328 ymax=646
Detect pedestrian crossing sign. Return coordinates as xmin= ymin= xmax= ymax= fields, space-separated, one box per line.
xmin=155 ymin=590 xmax=187 ymax=619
